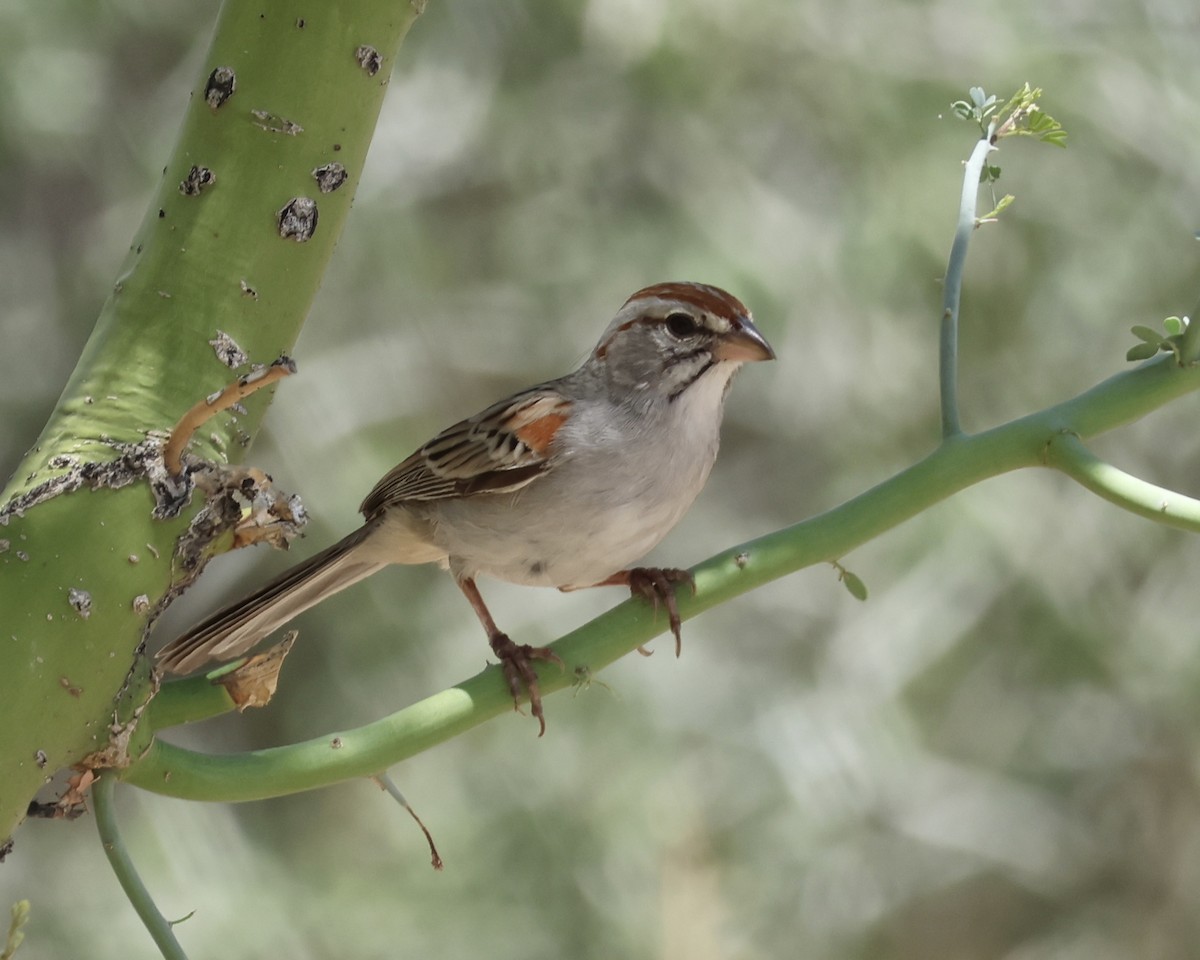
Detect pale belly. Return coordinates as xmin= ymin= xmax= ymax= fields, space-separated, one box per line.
xmin=416 ymin=431 xmax=715 ymax=588
xmin=423 ymin=477 xmax=700 ymax=587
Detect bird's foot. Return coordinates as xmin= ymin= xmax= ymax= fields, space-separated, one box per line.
xmin=624 ymin=567 xmax=695 ymax=657
xmin=488 ymin=632 xmax=564 ymax=737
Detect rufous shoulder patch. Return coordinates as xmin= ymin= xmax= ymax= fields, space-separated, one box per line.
xmin=515 ymin=412 xmax=568 ymax=454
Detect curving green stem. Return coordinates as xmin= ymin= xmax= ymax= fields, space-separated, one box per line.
xmin=940 ymin=127 xmax=996 ymax=438
xmin=94 ymin=775 xmax=188 ymax=960
xmin=1044 ymin=431 xmax=1200 ymax=531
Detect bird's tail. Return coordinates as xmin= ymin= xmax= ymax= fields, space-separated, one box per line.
xmin=156 ymin=523 xmax=385 ymax=675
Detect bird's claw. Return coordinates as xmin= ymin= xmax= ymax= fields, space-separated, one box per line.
xmin=488 ymin=632 xmax=564 ymax=736
xmin=625 ymin=567 xmax=694 ymax=657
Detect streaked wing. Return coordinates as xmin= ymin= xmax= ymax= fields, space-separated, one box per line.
xmin=359 ymin=387 xmax=572 ymax=517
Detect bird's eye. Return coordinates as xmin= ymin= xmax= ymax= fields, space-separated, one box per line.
xmin=665 ymin=312 xmax=699 ymax=339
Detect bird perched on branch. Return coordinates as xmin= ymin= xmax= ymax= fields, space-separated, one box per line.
xmin=157 ymin=281 xmax=774 ymax=733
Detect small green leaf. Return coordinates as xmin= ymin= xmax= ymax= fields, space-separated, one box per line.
xmin=840 ymin=571 xmax=869 ymax=601
xmin=3 ymin=901 xmax=30 ymax=960
xmin=830 ymin=561 xmax=869 ymax=600
xmin=988 ymin=83 xmax=1066 ymax=146
xmin=978 ymin=194 xmax=1015 ymax=221
xmin=952 ymin=86 xmax=1003 ymax=131
xmin=1126 ymin=342 xmax=1160 ymax=362
xmin=1131 ymin=325 xmax=1165 ymax=344
xmin=1027 ymin=110 xmax=1053 ymax=132
xmin=1163 ymin=316 xmax=1184 ymax=335
xmin=1023 ymin=109 xmax=1066 ymax=144
xmin=993 ymin=83 xmax=1035 ymax=126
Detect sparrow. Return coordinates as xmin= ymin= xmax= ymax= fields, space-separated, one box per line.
xmin=156 ymin=282 xmax=775 ymax=733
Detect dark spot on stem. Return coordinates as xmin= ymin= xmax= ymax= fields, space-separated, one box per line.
xmin=209 ymin=331 xmax=249 ymax=368
xmin=251 ymin=109 xmax=302 ymax=136
xmin=312 ymin=162 xmax=347 ymax=193
xmin=277 ymin=198 xmax=318 ymax=242
xmin=355 ymin=44 xmax=382 ymax=76
xmin=179 ymin=165 xmax=216 ymax=196
xmin=204 ymin=66 xmax=237 ymax=109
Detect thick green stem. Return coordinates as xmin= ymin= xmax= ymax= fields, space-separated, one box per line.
xmin=148 ymin=676 xmax=239 ymax=730
xmin=121 ymin=355 xmax=1200 ymax=803
xmin=0 ymin=0 xmax=425 ymax=845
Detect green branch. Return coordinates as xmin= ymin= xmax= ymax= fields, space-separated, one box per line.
xmin=942 ymin=85 xmax=1066 ymax=438
xmin=122 ymin=354 xmax=1200 ymax=803
xmin=94 ymin=776 xmax=188 ymax=960
xmin=148 ymin=676 xmax=239 ymax=730
xmin=1044 ymin=432 xmax=1200 ymax=531
xmin=940 ymin=131 xmax=994 ymax=438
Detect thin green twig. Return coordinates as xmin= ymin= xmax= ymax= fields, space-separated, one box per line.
xmin=1043 ymin=432 xmax=1200 ymax=532
xmin=942 ymin=85 xmax=1065 ymax=437
xmin=941 ymin=128 xmax=996 ymax=438
xmin=93 ymin=776 xmax=188 ymax=960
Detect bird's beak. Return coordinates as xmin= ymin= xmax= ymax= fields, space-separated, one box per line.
xmin=712 ymin=317 xmax=775 ymax=363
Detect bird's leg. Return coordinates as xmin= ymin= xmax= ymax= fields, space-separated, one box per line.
xmin=457 ymin=576 xmax=563 ymax=737
xmin=563 ymin=568 xmax=695 ymax=657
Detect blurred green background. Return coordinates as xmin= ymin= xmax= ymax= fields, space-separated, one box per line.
xmin=4 ymin=1 xmax=1200 ymax=958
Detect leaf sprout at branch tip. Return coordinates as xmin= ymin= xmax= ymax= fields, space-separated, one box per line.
xmin=948 ymin=83 xmax=1067 ymax=225
xmin=1127 ymin=316 xmax=1191 ymax=364
xmin=950 ymin=82 xmax=1066 ymax=147
xmin=950 ymin=86 xmax=999 ymax=126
